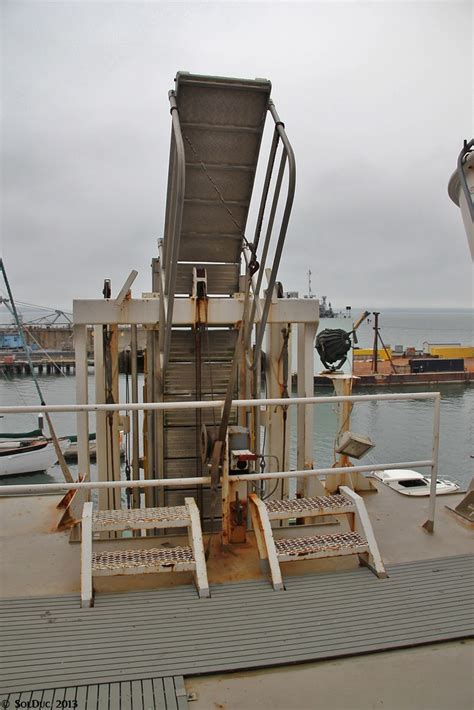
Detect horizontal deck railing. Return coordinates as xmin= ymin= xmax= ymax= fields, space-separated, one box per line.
xmin=0 ymin=461 xmax=434 ymax=495
xmin=0 ymin=391 xmax=441 ymax=531
xmin=0 ymin=391 xmax=440 ymax=414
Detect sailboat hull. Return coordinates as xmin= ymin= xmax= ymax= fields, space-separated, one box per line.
xmin=0 ymin=439 xmax=70 ymax=477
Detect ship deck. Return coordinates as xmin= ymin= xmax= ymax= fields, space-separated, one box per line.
xmin=1 ymin=556 xmax=473 ymax=700
xmin=0 ymin=483 xmax=473 ymax=707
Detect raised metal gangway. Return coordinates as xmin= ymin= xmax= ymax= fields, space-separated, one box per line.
xmin=150 ymin=73 xmax=295 ymax=520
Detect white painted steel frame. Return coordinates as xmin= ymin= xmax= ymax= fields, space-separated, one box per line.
xmin=81 ymin=501 xmax=93 ymax=608
xmin=340 ymin=485 xmax=387 ymax=578
xmin=72 ymin=296 xmax=321 ymax=326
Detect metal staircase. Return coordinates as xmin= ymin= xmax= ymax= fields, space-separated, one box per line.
xmin=249 ymin=487 xmax=387 ymax=590
xmin=72 ymin=71 xmax=388 ymax=606
xmin=81 ymin=498 xmax=209 ymax=607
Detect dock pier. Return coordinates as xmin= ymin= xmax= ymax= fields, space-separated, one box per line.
xmin=0 ymin=352 xmax=93 ymax=376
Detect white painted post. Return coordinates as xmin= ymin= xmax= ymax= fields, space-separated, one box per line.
xmin=340 ymin=486 xmax=387 ymax=578
xmin=81 ymin=501 xmax=94 ymax=607
xmin=265 ymin=320 xmax=291 ymax=500
xmin=249 ymin=494 xmax=284 ymax=591
xmin=423 ymin=393 xmax=441 ymax=533
xmin=185 ymin=497 xmax=210 ymax=598
xmin=297 ymin=322 xmax=325 ymax=497
xmin=74 ymin=324 xmax=90 ymax=482
xmin=326 ymin=374 xmax=376 ymax=493
xmin=94 ymin=325 xmax=109 ymax=511
xmin=109 ymin=324 xmax=122 ymax=511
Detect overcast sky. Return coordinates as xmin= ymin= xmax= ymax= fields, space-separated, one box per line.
xmin=1 ymin=0 xmax=473 ymax=314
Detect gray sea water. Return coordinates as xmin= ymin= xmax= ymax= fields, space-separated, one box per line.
xmin=1 ymin=309 xmax=472 ymax=489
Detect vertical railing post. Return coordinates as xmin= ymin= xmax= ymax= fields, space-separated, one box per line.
xmin=130 ymin=324 xmax=140 ymax=509
xmin=74 ymin=323 xmax=90 ymax=481
xmin=423 ymin=392 xmax=441 ymax=533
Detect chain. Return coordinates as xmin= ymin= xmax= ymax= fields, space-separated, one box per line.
xmin=183 ymin=134 xmax=259 ymax=275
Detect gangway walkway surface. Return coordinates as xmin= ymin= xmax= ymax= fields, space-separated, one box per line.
xmin=1 ymin=555 xmax=472 ymax=696
xmin=155 ymin=73 xmax=272 ymax=518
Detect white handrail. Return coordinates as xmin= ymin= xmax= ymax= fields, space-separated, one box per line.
xmin=0 ymin=460 xmax=433 ymax=495
xmin=0 ymin=391 xmax=439 ymax=415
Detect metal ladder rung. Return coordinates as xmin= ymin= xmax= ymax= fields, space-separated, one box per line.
xmin=185 ymin=162 xmax=255 ymax=172
xmin=184 ymin=198 xmax=249 ymax=207
xmin=181 ymin=122 xmax=262 ymax=134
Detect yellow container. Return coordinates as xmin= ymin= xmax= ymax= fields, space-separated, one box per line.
xmin=429 ymin=346 xmax=474 ymax=359
xmin=353 ymin=348 xmax=392 ymax=361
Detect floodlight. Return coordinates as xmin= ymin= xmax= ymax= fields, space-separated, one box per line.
xmin=336 ymin=431 xmax=375 ymax=459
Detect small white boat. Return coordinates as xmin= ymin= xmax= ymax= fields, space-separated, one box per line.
xmin=63 ymin=432 xmax=125 ymax=462
xmin=372 ymin=469 xmax=460 ymax=496
xmin=0 ymin=431 xmax=124 ymax=463
xmin=0 ymin=438 xmax=70 ymax=477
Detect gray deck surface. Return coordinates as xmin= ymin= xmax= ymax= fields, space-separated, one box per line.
xmin=1 ymin=676 xmax=188 ymax=710
xmin=1 ymin=555 xmax=473 ymax=698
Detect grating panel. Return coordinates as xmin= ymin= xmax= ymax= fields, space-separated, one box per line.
xmin=176 ymin=75 xmax=271 ymax=128
xmin=164 ymin=488 xmax=221 ymax=520
xmin=266 ymin=495 xmax=354 ymax=518
xmin=175 ymin=263 xmax=240 ymax=296
xmin=180 ymin=201 xmax=248 ymax=240
xmin=184 ymin=163 xmax=255 ymax=202
xmin=182 ymin=126 xmax=262 ymax=167
xmin=275 ymin=532 xmax=368 ymax=558
xmin=168 ymin=329 xmax=238 ymax=362
xmin=164 ymin=428 xmax=199 ymax=459
xmin=178 ymin=234 xmax=242 ymax=263
xmin=92 ymin=547 xmax=195 ymax=573
xmin=165 ymin=362 xmax=233 ymax=395
xmin=93 ymin=506 xmax=190 ymax=531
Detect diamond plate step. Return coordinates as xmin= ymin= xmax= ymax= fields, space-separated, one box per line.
xmin=265 ymin=494 xmax=354 ymax=520
xmin=92 ymin=546 xmax=196 ymax=575
xmin=92 ymin=506 xmax=190 ymax=532
xmin=274 ymin=532 xmax=369 ymax=562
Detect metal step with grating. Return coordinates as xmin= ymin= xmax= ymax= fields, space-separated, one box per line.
xmin=92 ymin=546 xmax=196 ymax=575
xmin=265 ymin=494 xmax=354 ymax=520
xmin=274 ymin=532 xmax=369 ymax=561
xmin=250 ymin=486 xmax=387 ymax=591
xmin=81 ymin=498 xmax=210 ymax=606
xmin=92 ymin=506 xmax=190 ymax=532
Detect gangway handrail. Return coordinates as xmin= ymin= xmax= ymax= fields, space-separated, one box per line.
xmin=162 ymin=90 xmax=186 ymax=370
xmin=456 ymin=138 xmax=474 ymax=222
xmin=245 ymin=102 xmax=297 ymax=363
xmin=0 ymin=461 xmax=434 ymax=496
